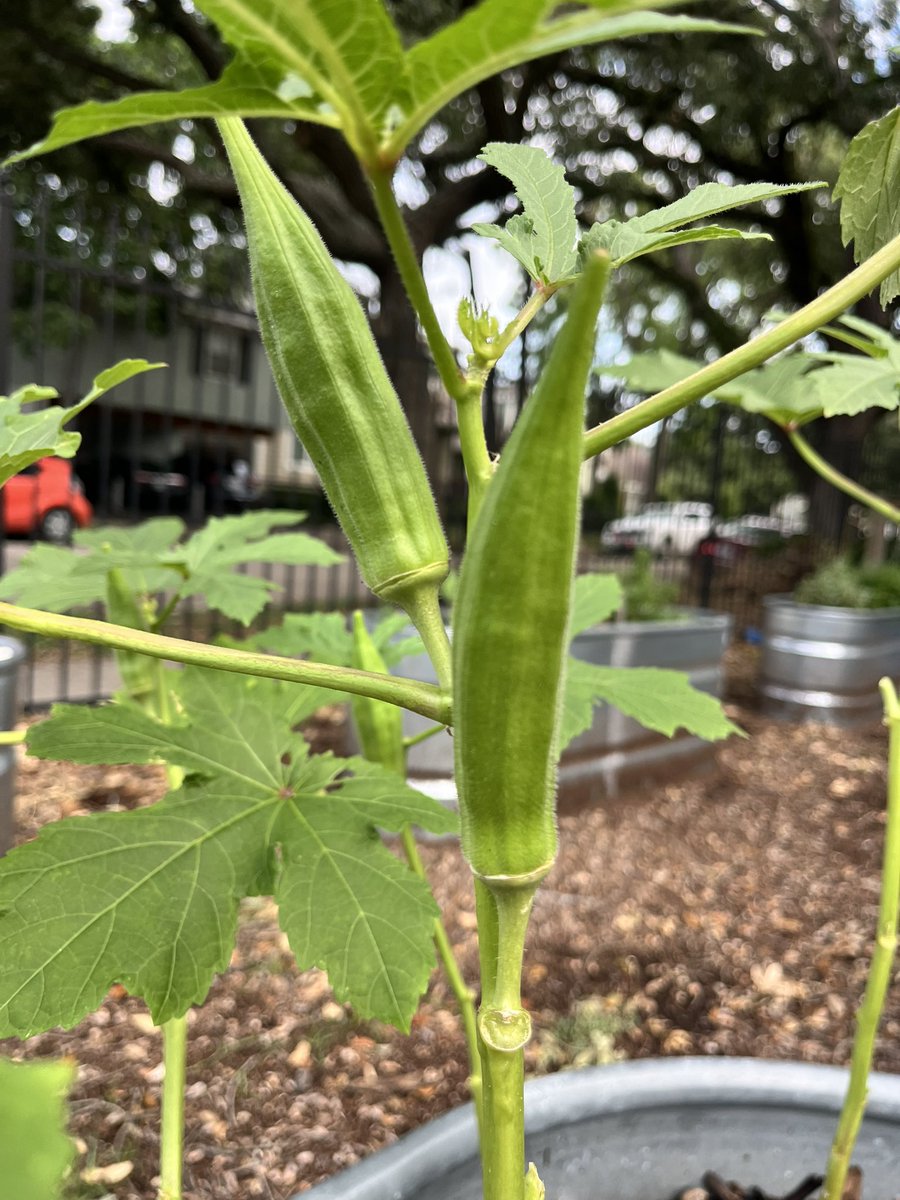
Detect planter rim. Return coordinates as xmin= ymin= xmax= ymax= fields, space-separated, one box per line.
xmin=765 ymin=593 xmax=900 ymax=618
xmin=0 ymin=636 xmax=26 ymax=668
xmin=575 ymin=607 xmax=732 ymax=637
xmin=297 ymin=1057 xmax=900 ymax=1200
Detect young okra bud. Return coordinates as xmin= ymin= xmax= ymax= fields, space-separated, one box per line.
xmin=218 ymin=119 xmax=449 ymax=616
xmin=452 ymin=253 xmax=610 ymax=882
xmin=350 ymin=611 xmax=405 ymax=776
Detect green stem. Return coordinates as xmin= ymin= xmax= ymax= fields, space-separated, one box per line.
xmin=367 ymin=165 xmax=467 ymax=406
xmin=0 ymin=601 xmax=451 ymax=724
xmin=484 ymin=284 xmax=557 ymax=368
xmin=401 ymin=585 xmax=453 ymax=693
xmin=582 ymin=231 xmax=900 ymax=458
xmin=787 ymin=428 xmax=900 ymax=527
xmin=476 ymin=882 xmax=539 ymax=1200
xmin=401 ymin=827 xmax=483 ymax=1134
xmin=159 ymin=1015 xmax=187 ymax=1200
xmin=822 ymin=679 xmax=900 ymax=1200
xmin=457 ymin=378 xmax=496 ymax=531
xmin=402 ymin=722 xmax=448 ymax=750
xmin=0 ymin=729 xmax=25 ymax=745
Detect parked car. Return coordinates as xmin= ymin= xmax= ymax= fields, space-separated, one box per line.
xmin=3 ymin=457 xmax=93 ymax=543
xmin=600 ymin=501 xmax=713 ymax=555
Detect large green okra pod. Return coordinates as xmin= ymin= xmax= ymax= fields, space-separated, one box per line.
xmin=217 ymin=119 xmax=449 ymax=615
xmin=453 ymin=253 xmax=610 ymax=882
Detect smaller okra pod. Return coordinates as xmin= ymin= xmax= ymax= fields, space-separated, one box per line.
xmin=452 ymin=253 xmax=610 ymax=883
xmin=350 ymin=611 xmax=405 ymax=776
xmin=217 ymin=119 xmax=449 ymax=619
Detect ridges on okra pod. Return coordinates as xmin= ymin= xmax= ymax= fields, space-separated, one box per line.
xmin=217 ymin=119 xmax=449 ymax=634
xmin=452 ymin=251 xmax=611 ymax=885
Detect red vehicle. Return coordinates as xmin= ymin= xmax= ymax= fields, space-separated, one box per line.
xmin=3 ymin=457 xmax=93 ymax=543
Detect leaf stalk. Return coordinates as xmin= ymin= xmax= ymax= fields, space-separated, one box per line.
xmin=0 ymin=602 xmax=451 ymax=724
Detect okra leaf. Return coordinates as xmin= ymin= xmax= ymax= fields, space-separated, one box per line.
xmin=559 ymin=659 xmax=740 ymax=751
xmin=582 ymin=222 xmax=768 ymax=269
xmin=2 ymin=57 xmax=339 ymax=168
xmin=597 ymin=349 xmax=713 ymax=396
xmin=570 ymin=573 xmax=622 ymax=636
xmin=394 ymin=6 xmax=755 ymax=157
xmin=6 ymin=669 xmax=450 ymax=1032
xmin=473 ymin=143 xmax=578 ymax=283
xmin=241 ymin=610 xmax=423 ymax=671
xmin=809 ymin=356 xmax=900 ymax=418
xmin=0 ymin=1058 xmax=75 ymax=1200
xmin=0 ymin=360 xmax=163 ymax=485
xmin=834 ymin=106 xmax=900 ymax=305
xmin=582 ymin=180 xmax=823 ymax=270
xmin=195 ymin=0 xmax=408 ymax=141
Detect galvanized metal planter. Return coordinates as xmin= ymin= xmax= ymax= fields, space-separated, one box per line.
xmin=297 ymin=1057 xmax=900 ymax=1200
xmin=0 ymin=636 xmax=25 ymax=855
xmin=397 ymin=611 xmax=731 ymax=805
xmin=761 ymin=595 xmax=900 ymax=725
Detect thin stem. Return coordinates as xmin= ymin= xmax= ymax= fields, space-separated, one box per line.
xmin=0 ymin=729 xmax=25 ymax=745
xmin=583 ymin=231 xmax=900 ymax=458
xmin=822 ymin=678 xmax=900 ymax=1200
xmin=367 ymin=165 xmax=467 ymax=405
xmin=787 ymin=429 xmax=900 ymax=527
xmin=457 ymin=378 xmax=496 ymax=531
xmin=400 ymin=827 xmax=483 ymax=1133
xmin=0 ymin=601 xmax=451 ymax=724
xmin=402 ymin=722 xmax=448 ymax=750
xmin=482 ymin=284 xmax=557 ymax=368
xmin=402 ymin=585 xmax=453 ymax=693
xmin=159 ymin=1015 xmax=187 ymax=1200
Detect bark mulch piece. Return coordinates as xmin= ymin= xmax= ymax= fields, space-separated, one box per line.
xmin=3 ymin=696 xmax=897 ymax=1198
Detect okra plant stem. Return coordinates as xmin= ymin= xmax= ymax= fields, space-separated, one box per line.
xmin=822 ymin=678 xmax=900 ymax=1200
xmin=159 ymin=1015 xmax=187 ymax=1200
xmin=0 ymin=602 xmax=451 ymax=724
xmin=401 ymin=583 xmax=453 ymax=693
xmin=457 ymin=378 xmax=496 ymax=530
xmin=787 ymin=429 xmax=900 ymax=527
xmin=476 ymin=883 xmax=538 ymax=1200
xmin=582 ymin=230 xmax=900 ymax=458
xmin=0 ymin=730 xmax=25 ymax=745
xmin=367 ymin=165 xmax=468 ymax=406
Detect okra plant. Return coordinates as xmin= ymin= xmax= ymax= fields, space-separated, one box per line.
xmin=1 ymin=4 xmax=900 ymax=1200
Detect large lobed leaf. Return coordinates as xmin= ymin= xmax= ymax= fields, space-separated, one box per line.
xmin=5 ymin=2 xmax=758 ymax=169
xmin=560 ymin=659 xmax=741 ymax=751
xmin=834 ymin=106 xmax=900 ymax=306
xmin=0 ymin=361 xmax=164 ymax=487
xmin=0 ymin=510 xmax=343 ymax=625
xmin=0 ymin=1058 xmax=75 ymax=1200
xmin=0 ymin=669 xmax=455 ymax=1036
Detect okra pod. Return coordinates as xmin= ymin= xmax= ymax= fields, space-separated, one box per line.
xmin=217 ymin=119 xmax=449 ymax=615
xmin=350 ymin=610 xmax=405 ymax=776
xmin=452 ymin=253 xmax=610 ymax=882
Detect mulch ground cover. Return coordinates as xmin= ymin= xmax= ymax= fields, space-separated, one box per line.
xmin=3 ymin=646 xmax=898 ymax=1198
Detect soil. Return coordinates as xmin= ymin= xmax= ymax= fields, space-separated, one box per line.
xmin=3 ymin=644 xmax=900 ymax=1199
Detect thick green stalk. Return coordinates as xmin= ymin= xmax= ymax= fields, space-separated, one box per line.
xmin=0 ymin=601 xmax=450 ymax=724
xmin=159 ymin=1015 xmax=187 ymax=1200
xmin=367 ymin=165 xmax=468 ymax=406
xmin=822 ymin=679 xmax=900 ymax=1199
xmin=477 ymin=883 xmax=538 ymax=1200
xmin=457 ymin=379 xmax=496 ymax=531
xmin=401 ymin=827 xmax=483 ymax=1133
xmin=787 ymin=429 xmax=900 ymax=527
xmin=402 ymin=583 xmax=453 ymax=693
xmin=582 ymin=231 xmax=900 ymax=458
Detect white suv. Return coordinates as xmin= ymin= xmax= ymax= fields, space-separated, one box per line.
xmin=600 ymin=502 xmax=713 ymax=555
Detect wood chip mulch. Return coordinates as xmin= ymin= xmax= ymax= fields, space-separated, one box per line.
xmin=3 ymin=652 xmax=899 ymax=1198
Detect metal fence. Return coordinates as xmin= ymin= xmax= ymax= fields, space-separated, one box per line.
xmin=2 ymin=185 xmax=897 ymax=708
